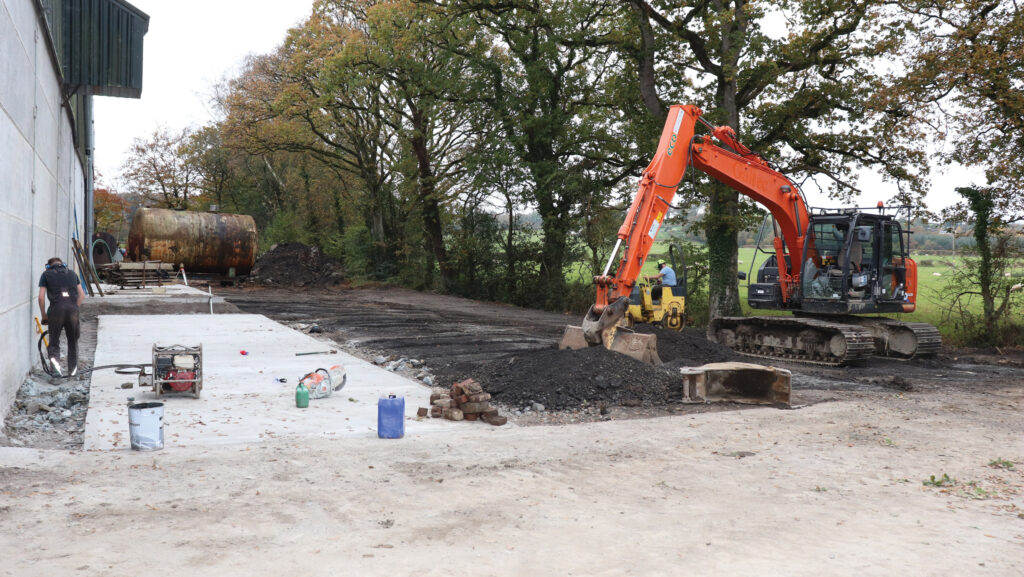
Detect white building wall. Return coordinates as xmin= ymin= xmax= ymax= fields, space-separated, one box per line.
xmin=0 ymin=0 xmax=86 ymax=421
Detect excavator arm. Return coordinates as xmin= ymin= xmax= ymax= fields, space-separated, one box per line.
xmin=582 ymin=104 xmax=810 ymax=345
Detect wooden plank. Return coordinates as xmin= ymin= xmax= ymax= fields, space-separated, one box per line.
xmin=116 ymin=261 xmax=173 ymax=271
xmin=73 ymin=238 xmax=105 ymax=297
xmin=70 ymin=239 xmax=94 ymax=297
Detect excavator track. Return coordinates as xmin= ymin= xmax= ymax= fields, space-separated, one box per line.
xmin=813 ymin=316 xmax=942 ymax=359
xmin=709 ymin=316 xmax=876 ymax=367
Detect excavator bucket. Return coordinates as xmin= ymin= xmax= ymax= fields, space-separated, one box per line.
xmin=560 ymin=299 xmax=662 ymax=364
xmin=677 ymin=362 xmax=791 ymax=406
xmin=559 ymin=325 xmax=591 ymax=351
xmin=559 ymin=325 xmax=662 ymax=365
xmin=607 ymin=330 xmax=662 ymax=364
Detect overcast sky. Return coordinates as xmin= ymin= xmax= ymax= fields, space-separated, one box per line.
xmin=93 ymin=1 xmax=980 ymax=212
xmin=92 ymin=0 xmax=315 ymax=184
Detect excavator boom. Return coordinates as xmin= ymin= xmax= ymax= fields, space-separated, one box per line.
xmin=583 ymin=104 xmax=809 ymax=344
xmin=562 ymin=103 xmax=939 ymax=367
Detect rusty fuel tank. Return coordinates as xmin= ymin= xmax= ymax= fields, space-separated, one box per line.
xmin=127 ymin=208 xmax=258 ymax=275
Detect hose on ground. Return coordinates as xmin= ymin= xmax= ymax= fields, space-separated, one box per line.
xmin=37 ymin=331 xmax=148 ymax=379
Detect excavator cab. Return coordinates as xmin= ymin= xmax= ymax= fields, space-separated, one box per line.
xmin=746 ymin=209 xmax=919 ymax=315
xmin=797 ymin=212 xmax=916 ymax=315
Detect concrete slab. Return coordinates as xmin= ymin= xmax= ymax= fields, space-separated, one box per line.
xmin=84 ymin=314 xmax=463 ymax=451
xmin=94 ymin=282 xmax=231 ymax=305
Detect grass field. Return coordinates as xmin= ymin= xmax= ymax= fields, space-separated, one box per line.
xmin=735 ymin=247 xmax=1024 ymax=337
xmin=568 ymin=236 xmax=1020 ymax=341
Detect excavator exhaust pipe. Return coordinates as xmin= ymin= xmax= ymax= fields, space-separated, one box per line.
xmin=559 ymin=299 xmax=662 ymax=365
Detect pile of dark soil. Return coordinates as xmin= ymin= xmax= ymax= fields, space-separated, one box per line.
xmin=431 ymin=326 xmax=751 ymax=410
xmin=438 ymin=346 xmax=683 ymax=411
xmin=631 ymin=325 xmax=745 ymax=365
xmin=251 ymin=243 xmax=344 ymax=287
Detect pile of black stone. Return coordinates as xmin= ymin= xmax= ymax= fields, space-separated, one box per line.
xmin=251 ymin=243 xmax=345 ymax=287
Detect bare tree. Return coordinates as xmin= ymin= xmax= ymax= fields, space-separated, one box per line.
xmin=120 ymin=127 xmax=201 ymax=210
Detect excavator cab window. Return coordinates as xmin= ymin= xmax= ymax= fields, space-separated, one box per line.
xmin=880 ymin=221 xmax=906 ymax=299
xmin=803 ymin=222 xmax=848 ymax=300
xmin=846 ymin=226 xmax=874 ymax=300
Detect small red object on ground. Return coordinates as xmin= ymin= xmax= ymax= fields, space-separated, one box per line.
xmin=240 ymin=350 xmax=249 ymax=356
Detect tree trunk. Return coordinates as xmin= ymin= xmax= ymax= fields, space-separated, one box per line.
xmin=706 ymin=0 xmax=745 ymax=320
xmin=629 ymin=1 xmax=664 ymax=119
xmin=964 ymin=188 xmax=996 ymax=334
xmin=537 ymin=207 xmax=568 ymax=310
xmin=503 ymin=193 xmax=517 ymax=299
xmin=706 ymin=182 xmax=742 ymax=318
xmin=409 ymin=106 xmax=455 ymax=291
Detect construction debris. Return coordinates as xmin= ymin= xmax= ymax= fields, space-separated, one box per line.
xmin=1 ymin=376 xmax=89 ymax=449
xmin=97 ymin=261 xmax=174 ymax=289
xmin=677 ymin=362 xmax=792 ymax=406
xmin=419 ymin=379 xmax=507 ymax=425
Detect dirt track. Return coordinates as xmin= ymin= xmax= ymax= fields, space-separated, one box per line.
xmin=226 ymin=286 xmax=570 ymax=365
xmin=226 ymin=286 xmax=1024 ymax=415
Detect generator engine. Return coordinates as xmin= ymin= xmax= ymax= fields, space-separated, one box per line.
xmin=147 ymin=344 xmax=203 ymax=398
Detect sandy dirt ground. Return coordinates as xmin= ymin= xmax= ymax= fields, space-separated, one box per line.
xmin=1 ymin=386 xmax=1021 ymax=576
xmin=1 ymin=286 xmax=1022 ymax=576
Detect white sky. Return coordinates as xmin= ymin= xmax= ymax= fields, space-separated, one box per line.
xmin=92 ymin=0 xmax=981 ymax=211
xmin=92 ymin=0 xmax=315 ymax=185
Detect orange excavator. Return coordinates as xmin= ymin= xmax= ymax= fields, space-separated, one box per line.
xmin=561 ymin=104 xmax=940 ymax=366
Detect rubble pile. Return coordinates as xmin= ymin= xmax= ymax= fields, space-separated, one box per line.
xmin=2 ymin=375 xmax=89 ymax=449
xmin=251 ymin=243 xmax=345 ymax=287
xmin=371 ymin=354 xmax=435 ymax=386
xmin=419 ymin=379 xmax=507 ymax=425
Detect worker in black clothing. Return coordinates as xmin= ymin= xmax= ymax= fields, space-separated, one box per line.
xmin=37 ymin=257 xmax=86 ymax=377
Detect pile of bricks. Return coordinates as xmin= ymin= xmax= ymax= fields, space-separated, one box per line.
xmin=416 ymin=379 xmax=507 ymax=426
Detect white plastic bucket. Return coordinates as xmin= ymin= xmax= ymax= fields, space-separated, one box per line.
xmin=128 ymin=402 xmax=164 ymax=451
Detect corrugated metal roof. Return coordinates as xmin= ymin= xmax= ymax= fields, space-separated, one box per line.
xmin=61 ymin=0 xmax=149 ymax=98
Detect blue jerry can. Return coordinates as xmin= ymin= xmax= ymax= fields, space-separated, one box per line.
xmin=377 ymin=394 xmax=405 ymax=439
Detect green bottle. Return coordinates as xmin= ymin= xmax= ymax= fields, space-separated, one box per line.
xmin=296 ymin=382 xmax=309 ymax=408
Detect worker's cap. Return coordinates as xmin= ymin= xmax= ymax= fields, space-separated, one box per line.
xmin=657 ymin=259 xmax=666 ymax=266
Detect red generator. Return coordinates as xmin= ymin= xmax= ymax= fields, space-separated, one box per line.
xmin=150 ymin=344 xmax=203 ymax=398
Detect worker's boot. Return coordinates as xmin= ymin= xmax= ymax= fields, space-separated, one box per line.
xmin=49 ymin=357 xmax=63 ymax=377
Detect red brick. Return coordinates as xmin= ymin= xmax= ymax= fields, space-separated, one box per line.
xmin=484 ymin=415 xmax=507 ymax=426
xmin=463 ymin=413 xmax=479 ymax=421
xmin=430 ymin=406 xmax=443 ymax=418
xmin=456 ymin=395 xmax=469 ymax=406
xmin=461 ymin=380 xmax=483 ymax=395
xmin=417 ymin=407 xmax=428 ymax=417
xmin=432 ymin=399 xmax=452 ymax=408
xmin=460 ymin=401 xmax=491 ymax=414
xmin=443 ymin=408 xmax=464 ymax=421
xmin=482 ymin=408 xmax=499 ymax=418
xmin=468 ymin=393 xmax=491 ymax=403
